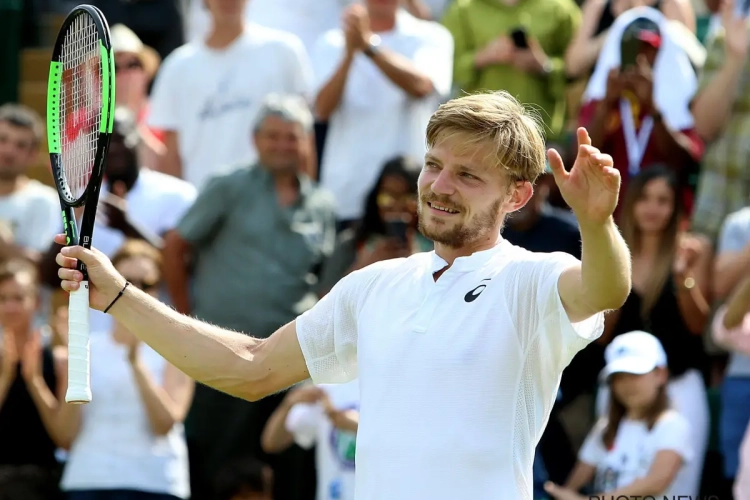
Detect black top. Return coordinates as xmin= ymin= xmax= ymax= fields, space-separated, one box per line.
xmin=0 ymin=344 xmax=58 ymax=467
xmin=612 ymin=276 xmax=708 ymax=378
xmin=503 ymin=209 xmax=582 ymax=260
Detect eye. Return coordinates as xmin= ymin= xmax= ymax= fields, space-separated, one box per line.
xmin=459 ymin=171 xmax=481 ymax=181
xmin=424 ymin=161 xmax=440 ymax=170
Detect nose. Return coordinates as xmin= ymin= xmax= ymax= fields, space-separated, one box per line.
xmin=430 ymin=169 xmax=455 ymax=196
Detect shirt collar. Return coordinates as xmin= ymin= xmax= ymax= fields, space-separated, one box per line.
xmin=428 ymin=236 xmax=510 ymax=274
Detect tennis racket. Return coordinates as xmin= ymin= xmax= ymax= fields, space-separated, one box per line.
xmin=47 ymin=4 xmax=115 ymax=404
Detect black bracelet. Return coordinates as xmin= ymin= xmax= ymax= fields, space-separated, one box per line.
xmin=104 ymin=281 xmax=130 ymax=314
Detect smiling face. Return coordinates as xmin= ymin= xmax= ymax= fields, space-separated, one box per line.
xmin=417 ymin=132 xmax=532 ymax=249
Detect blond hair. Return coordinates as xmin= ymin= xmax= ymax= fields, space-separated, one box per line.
xmin=425 ymin=91 xmax=547 ymax=183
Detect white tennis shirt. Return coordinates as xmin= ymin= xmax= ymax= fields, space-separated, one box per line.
xmin=296 ymin=238 xmax=604 ymax=500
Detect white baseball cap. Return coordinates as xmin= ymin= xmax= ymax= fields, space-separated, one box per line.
xmin=601 ymin=331 xmax=667 ymax=381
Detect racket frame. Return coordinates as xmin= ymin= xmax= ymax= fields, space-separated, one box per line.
xmin=47 ymin=3 xmax=115 ymax=404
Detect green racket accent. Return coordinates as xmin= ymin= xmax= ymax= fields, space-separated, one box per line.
xmin=107 ymin=47 xmax=115 ymax=133
xmin=99 ymin=41 xmax=110 ymax=134
xmin=47 ymin=61 xmax=62 ymax=154
xmin=61 ymin=209 xmax=72 ymax=245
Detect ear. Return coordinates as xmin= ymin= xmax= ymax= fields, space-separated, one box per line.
xmin=504 ymin=181 xmax=534 ymax=213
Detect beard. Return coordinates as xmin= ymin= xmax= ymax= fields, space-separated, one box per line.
xmin=417 ymin=193 xmax=503 ymax=249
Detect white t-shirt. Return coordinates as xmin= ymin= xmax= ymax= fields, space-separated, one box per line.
xmin=0 ymin=179 xmax=59 ymax=252
xmin=66 ymin=169 xmax=197 ymax=333
xmin=312 ymin=10 xmax=453 ymax=220
xmin=286 ymin=380 xmax=359 ymax=500
xmin=295 ymin=239 xmax=604 ymax=500
xmin=187 ymin=0 xmax=357 ymax=59
xmin=579 ymin=410 xmax=693 ymax=497
xmin=148 ymin=26 xmax=313 ymax=190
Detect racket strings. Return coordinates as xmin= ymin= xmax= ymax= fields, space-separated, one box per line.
xmin=59 ymin=14 xmax=102 ymax=202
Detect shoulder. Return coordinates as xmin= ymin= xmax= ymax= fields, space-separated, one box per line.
xmin=139 ymin=169 xmax=198 ymax=199
xmin=157 ymin=43 xmax=201 ymax=74
xmin=245 ymin=23 xmax=307 ymax=55
xmin=653 ymin=409 xmax=691 ymax=433
xmin=52 ymin=345 xmax=68 ymax=374
xmin=399 ymin=10 xmax=453 ymax=41
xmin=494 ymin=241 xmax=580 ymax=274
xmin=22 ymin=180 xmax=58 ymax=202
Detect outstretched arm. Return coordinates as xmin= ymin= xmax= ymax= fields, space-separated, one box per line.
xmin=548 ymin=128 xmax=632 ymax=323
xmin=55 ymin=236 xmax=309 ymax=402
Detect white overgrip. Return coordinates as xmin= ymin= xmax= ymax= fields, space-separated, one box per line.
xmin=66 ymin=282 xmax=92 ymax=403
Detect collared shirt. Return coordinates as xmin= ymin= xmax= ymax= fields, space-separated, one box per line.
xmin=296 ymin=239 xmax=603 ymax=500
xmin=178 ymin=164 xmax=337 ymax=335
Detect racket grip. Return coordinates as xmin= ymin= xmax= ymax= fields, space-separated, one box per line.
xmin=66 ymin=282 xmax=92 ymax=404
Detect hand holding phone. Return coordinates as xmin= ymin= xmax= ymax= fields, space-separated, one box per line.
xmin=511 ymin=28 xmax=529 ymax=49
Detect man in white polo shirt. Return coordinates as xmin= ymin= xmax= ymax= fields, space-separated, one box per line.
xmin=54 ymin=91 xmax=632 ymax=500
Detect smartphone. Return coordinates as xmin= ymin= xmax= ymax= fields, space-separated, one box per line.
xmin=384 ymin=219 xmax=410 ymax=244
xmin=620 ymin=34 xmax=640 ymax=70
xmin=511 ymin=28 xmax=529 ymax=49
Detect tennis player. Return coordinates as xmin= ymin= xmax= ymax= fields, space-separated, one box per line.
xmin=56 ymin=91 xmax=632 ymax=500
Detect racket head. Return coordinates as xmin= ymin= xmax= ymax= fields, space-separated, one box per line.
xmin=47 ymin=4 xmax=115 ymax=209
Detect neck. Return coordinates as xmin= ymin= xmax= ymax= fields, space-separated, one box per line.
xmin=625 ymin=406 xmax=650 ymax=420
xmin=0 ymin=175 xmax=26 ymax=196
xmin=10 ymin=324 xmax=32 ymax=344
xmin=637 ymin=232 xmax=661 ymax=258
xmin=370 ymin=13 xmax=397 ymax=32
xmin=434 ymin=229 xmax=500 ymax=267
xmin=206 ymin=18 xmax=244 ymax=49
xmin=272 ymin=170 xmax=299 ymax=190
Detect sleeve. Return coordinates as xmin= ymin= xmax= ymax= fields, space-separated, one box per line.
xmin=717 ymin=210 xmax=750 ymax=254
xmin=284 ymin=35 xmax=315 ymax=101
xmin=679 ymin=127 xmax=706 ymax=162
xmin=147 ymin=55 xmax=182 ymax=131
xmin=412 ymin=25 xmax=454 ymax=98
xmin=158 ymin=184 xmax=199 ymax=235
xmin=285 ymin=403 xmax=324 ymax=449
xmin=507 ymin=252 xmax=604 ymax=372
xmin=578 ymin=419 xmax=608 ymax=466
xmin=311 ymin=31 xmax=346 ymax=98
xmin=651 ymin=412 xmax=694 ymax=463
xmin=296 ymin=263 xmax=383 ymax=384
xmin=176 ymin=174 xmax=232 ymax=245
xmin=26 ymin=192 xmax=61 ymax=252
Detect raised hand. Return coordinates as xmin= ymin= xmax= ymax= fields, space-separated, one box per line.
xmin=547 ymin=127 xmax=620 ymax=225
xmin=721 ymin=0 xmax=749 ymax=59
xmin=55 ymin=233 xmax=128 ymax=311
xmin=20 ymin=331 xmax=43 ymax=383
xmin=1 ymin=333 xmax=19 ymax=381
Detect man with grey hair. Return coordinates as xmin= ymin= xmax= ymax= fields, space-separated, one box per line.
xmin=162 ymin=94 xmax=337 ymax=500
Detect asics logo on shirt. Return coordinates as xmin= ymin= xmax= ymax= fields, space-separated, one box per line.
xmin=464 ymin=279 xmax=491 ymax=303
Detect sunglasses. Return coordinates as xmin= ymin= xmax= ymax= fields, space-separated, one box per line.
xmin=377 ymin=193 xmax=416 ymax=208
xmin=115 ymin=60 xmax=143 ymax=73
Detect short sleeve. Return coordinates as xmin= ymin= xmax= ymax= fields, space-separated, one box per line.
xmin=295 ymin=263 xmax=384 ymax=384
xmin=157 ymin=184 xmax=198 ymax=235
xmin=507 ymin=252 xmax=604 ymax=371
xmin=651 ymin=412 xmax=694 ymax=463
xmin=412 ymin=24 xmax=454 ymax=98
xmin=147 ymin=55 xmax=182 ymax=131
xmin=285 ymin=403 xmax=324 ymax=449
xmin=284 ymin=35 xmax=314 ymax=100
xmin=311 ymin=31 xmax=346 ymax=97
xmin=578 ymin=418 xmax=607 ymax=466
xmin=27 ymin=191 xmax=60 ymax=252
xmin=717 ymin=209 xmax=750 ymax=254
xmin=176 ymin=174 xmax=233 ymax=245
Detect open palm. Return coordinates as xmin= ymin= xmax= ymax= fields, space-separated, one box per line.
xmin=547 ymin=127 xmax=621 ymax=225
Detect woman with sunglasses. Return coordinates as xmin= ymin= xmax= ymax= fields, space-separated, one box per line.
xmin=55 ymin=240 xmax=193 ymax=500
xmin=318 ymin=156 xmax=432 ymax=294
